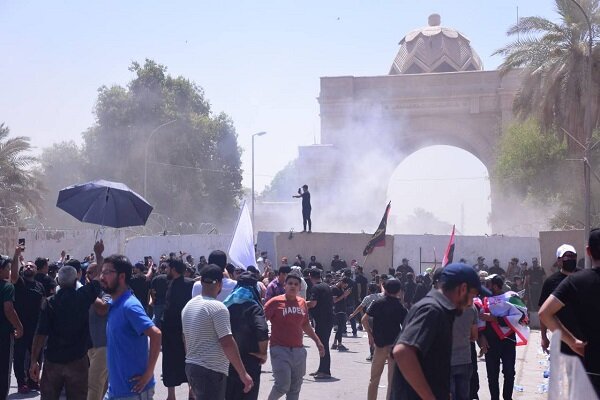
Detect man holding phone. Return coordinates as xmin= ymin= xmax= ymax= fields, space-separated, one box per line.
xmin=292 ymin=185 xmax=312 ymax=233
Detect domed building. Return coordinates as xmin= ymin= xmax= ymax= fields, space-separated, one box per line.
xmin=390 ymin=14 xmax=483 ymax=75
xmin=259 ymin=14 xmax=522 ymax=235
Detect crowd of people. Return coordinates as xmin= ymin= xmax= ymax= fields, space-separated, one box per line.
xmin=1 ymin=232 xmax=600 ymax=400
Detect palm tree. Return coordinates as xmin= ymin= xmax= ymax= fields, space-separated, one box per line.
xmin=493 ymin=0 xmax=600 ymax=154
xmin=0 ymin=123 xmax=44 ymax=225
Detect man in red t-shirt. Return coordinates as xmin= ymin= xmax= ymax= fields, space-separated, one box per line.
xmin=265 ymin=274 xmax=324 ymax=399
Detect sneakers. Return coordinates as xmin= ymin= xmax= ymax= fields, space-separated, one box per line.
xmin=331 ymin=343 xmax=338 ymax=350
xmin=337 ymin=344 xmax=349 ymax=351
xmin=366 ymin=355 xmax=373 ymax=362
xmin=18 ymin=384 xmax=30 ymax=394
xmin=314 ymin=372 xmax=331 ymax=379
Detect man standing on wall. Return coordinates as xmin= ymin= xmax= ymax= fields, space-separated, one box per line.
xmin=292 ymin=184 xmax=312 ymax=233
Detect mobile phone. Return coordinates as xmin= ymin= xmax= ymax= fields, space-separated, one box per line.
xmin=18 ymin=238 xmax=25 ymax=246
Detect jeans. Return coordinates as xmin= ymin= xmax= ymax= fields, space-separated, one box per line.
xmin=186 ymin=363 xmax=226 ymax=400
xmin=104 ymin=387 xmax=154 ymax=400
xmin=450 ymin=363 xmax=473 ymax=400
xmin=0 ymin=332 xmax=13 ymax=400
xmin=485 ymin=336 xmax=516 ymax=400
xmin=88 ymin=347 xmax=108 ymax=400
xmin=314 ymin=319 xmax=332 ymax=375
xmin=367 ymin=345 xmax=393 ymax=400
xmin=334 ymin=312 xmax=346 ymax=343
xmin=40 ymin=356 xmax=89 ymax=400
xmin=268 ymin=346 xmax=307 ymax=400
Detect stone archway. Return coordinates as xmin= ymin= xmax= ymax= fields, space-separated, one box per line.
xmin=295 ymin=69 xmax=521 ymax=233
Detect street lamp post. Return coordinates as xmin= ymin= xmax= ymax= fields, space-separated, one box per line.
xmin=143 ymin=119 xmax=177 ymax=200
xmin=568 ymin=0 xmax=593 ymax=267
xmin=252 ymin=131 xmax=267 ymax=227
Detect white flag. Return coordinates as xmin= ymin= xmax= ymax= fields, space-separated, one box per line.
xmin=228 ymin=201 xmax=256 ymax=271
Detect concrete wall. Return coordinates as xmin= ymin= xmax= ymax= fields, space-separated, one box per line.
xmin=258 ymin=232 xmax=394 ymax=273
xmin=539 ymin=230 xmax=585 ymax=272
xmin=16 ymin=229 xmax=126 ymax=261
xmin=124 ymin=234 xmax=232 ymax=264
xmin=256 ymin=231 xmax=539 ymax=275
xmin=393 ymin=234 xmax=540 ymax=275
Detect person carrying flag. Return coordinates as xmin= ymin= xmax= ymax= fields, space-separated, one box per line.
xmin=479 ymin=275 xmax=529 ymax=400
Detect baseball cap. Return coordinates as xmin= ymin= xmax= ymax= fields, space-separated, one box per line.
xmin=556 ymin=244 xmax=577 ymax=258
xmin=200 ymin=264 xmax=223 ymax=284
xmin=441 ymin=263 xmax=492 ymax=296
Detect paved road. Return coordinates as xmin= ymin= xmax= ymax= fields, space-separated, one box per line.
xmin=8 ymin=329 xmax=549 ymax=400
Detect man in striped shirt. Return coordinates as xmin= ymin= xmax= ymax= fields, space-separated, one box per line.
xmin=182 ymin=264 xmax=253 ymax=400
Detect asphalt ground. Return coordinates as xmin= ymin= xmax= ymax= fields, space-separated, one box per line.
xmin=8 ymin=327 xmax=550 ymax=400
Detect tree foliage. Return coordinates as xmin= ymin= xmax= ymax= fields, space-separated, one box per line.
xmin=496 ymin=119 xmax=568 ymax=200
xmin=493 ymin=0 xmax=600 ymax=153
xmin=0 ymin=123 xmax=44 ymax=226
xmin=41 ymin=59 xmax=243 ymax=229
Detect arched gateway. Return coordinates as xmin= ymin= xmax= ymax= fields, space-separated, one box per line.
xmin=295 ymin=15 xmax=522 ymax=233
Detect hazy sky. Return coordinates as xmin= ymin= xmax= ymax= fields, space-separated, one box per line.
xmin=0 ymin=0 xmax=557 ymax=234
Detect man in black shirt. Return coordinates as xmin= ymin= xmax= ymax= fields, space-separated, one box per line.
xmin=292 ymin=184 xmax=312 ymax=233
xmin=364 ymin=279 xmax=407 ymax=400
xmin=330 ymin=255 xmax=347 ymax=273
xmin=161 ymin=258 xmax=194 ymax=400
xmin=331 ymin=277 xmax=352 ymax=351
xmin=481 ymin=275 xmax=517 ymax=400
xmin=10 ymin=247 xmax=45 ymax=393
xmin=540 ymin=229 xmax=600 ymax=396
xmin=527 ymin=257 xmax=546 ymax=311
xmin=150 ymin=263 xmax=169 ymax=329
xmin=307 ymin=256 xmax=323 ymax=270
xmin=538 ymin=244 xmax=579 ymax=355
xmin=225 ymin=273 xmax=269 ymax=400
xmin=34 ymin=257 xmax=56 ymax=297
xmin=29 ymin=265 xmax=102 ymax=398
xmin=307 ymin=268 xmax=334 ymax=379
xmin=396 ymin=258 xmax=414 ymax=275
xmin=129 ymin=261 xmax=151 ymax=314
xmin=487 ymin=259 xmax=505 ymax=277
xmin=392 ymin=263 xmax=488 ymax=400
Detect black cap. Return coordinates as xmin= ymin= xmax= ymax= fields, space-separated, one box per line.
xmin=200 ymin=264 xmax=223 ymax=284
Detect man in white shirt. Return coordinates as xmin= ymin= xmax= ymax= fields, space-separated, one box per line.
xmin=192 ymin=250 xmax=237 ymax=301
xmin=182 ymin=264 xmax=252 ymax=399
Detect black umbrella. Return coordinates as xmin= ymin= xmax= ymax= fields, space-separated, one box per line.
xmin=56 ymin=180 xmax=153 ymax=228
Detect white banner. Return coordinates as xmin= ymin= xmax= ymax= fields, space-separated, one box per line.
xmin=228 ymin=201 xmax=256 ymax=270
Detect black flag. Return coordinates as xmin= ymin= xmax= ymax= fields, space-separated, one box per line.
xmin=363 ymin=201 xmax=391 ymax=256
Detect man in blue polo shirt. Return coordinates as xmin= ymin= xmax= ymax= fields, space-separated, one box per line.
xmin=99 ymin=250 xmax=162 ymax=400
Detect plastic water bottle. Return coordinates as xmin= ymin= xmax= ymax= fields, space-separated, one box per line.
xmin=514 ymin=385 xmax=524 ymax=392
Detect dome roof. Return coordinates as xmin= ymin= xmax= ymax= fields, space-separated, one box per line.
xmin=389 ymin=14 xmax=483 ymax=75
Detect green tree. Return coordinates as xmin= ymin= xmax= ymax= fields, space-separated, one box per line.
xmin=0 ymin=123 xmax=44 ymax=225
xmin=495 ymin=119 xmax=568 ymax=200
xmin=42 ymin=59 xmax=243 ymax=229
xmin=493 ymin=0 xmax=600 ymax=153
